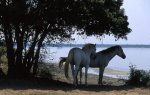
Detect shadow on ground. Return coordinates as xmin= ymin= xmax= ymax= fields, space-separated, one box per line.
xmin=0 ymin=77 xmax=137 ymax=92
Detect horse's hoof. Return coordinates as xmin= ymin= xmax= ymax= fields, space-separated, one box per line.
xmin=98 ymin=83 xmax=103 ymax=87
xmin=85 ymin=84 xmax=88 ymax=87
xmin=74 ymin=84 xmax=77 ymax=88
xmin=80 ymin=82 xmax=82 ymax=85
xmin=73 ymin=82 xmax=78 ymax=87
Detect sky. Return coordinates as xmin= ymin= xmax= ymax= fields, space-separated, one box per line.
xmin=71 ymin=0 xmax=150 ymax=45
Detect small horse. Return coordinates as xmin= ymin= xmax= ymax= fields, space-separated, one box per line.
xmin=59 ymin=43 xmax=96 ymax=86
xmin=79 ymin=45 xmax=126 ymax=86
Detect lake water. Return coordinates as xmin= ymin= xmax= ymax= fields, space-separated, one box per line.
xmin=43 ymin=45 xmax=150 ymax=72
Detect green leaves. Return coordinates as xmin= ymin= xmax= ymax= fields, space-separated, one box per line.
xmin=127 ymin=65 xmax=150 ymax=86
xmin=0 ymin=0 xmax=131 ymax=43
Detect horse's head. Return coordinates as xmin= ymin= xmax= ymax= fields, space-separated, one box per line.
xmin=82 ymin=43 xmax=96 ymax=57
xmin=116 ymin=45 xmax=126 ymax=59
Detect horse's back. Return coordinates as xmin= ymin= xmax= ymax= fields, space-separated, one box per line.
xmin=69 ymin=47 xmax=83 ymax=56
xmin=90 ymin=52 xmax=107 ymax=67
xmin=68 ymin=47 xmax=87 ymax=65
xmin=67 ymin=48 xmax=82 ymax=59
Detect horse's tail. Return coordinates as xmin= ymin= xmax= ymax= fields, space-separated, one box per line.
xmin=58 ymin=57 xmax=69 ymax=79
xmin=59 ymin=57 xmax=67 ymax=68
xmin=64 ymin=49 xmax=74 ymax=79
xmin=58 ymin=56 xmax=70 ymax=79
xmin=64 ymin=59 xmax=70 ymax=79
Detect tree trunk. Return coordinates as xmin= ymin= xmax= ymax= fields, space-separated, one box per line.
xmin=3 ymin=25 xmax=16 ymax=78
xmin=32 ymin=31 xmax=47 ymax=76
xmin=4 ymin=23 xmax=30 ymax=78
xmin=14 ymin=23 xmax=25 ymax=77
xmin=3 ymin=22 xmax=47 ymax=78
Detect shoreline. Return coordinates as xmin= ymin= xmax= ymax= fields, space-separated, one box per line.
xmin=45 ymin=63 xmax=128 ymax=86
xmin=86 ymin=67 xmax=129 ymax=78
xmin=48 ymin=63 xmax=129 ymax=79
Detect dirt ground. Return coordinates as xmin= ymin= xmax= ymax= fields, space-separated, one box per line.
xmin=0 ymin=78 xmax=149 ymax=95
xmin=0 ymin=64 xmax=149 ymax=95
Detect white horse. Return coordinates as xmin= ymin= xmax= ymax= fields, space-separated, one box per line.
xmin=59 ymin=43 xmax=96 ymax=86
xmin=79 ymin=45 xmax=126 ymax=86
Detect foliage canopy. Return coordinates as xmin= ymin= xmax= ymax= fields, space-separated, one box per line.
xmin=0 ymin=0 xmax=131 ymax=78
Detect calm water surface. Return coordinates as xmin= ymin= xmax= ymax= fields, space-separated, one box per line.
xmin=43 ymin=46 xmax=150 ymax=71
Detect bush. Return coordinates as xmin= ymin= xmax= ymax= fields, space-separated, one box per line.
xmin=36 ymin=63 xmax=53 ymax=79
xmin=127 ymin=65 xmax=150 ymax=86
xmin=0 ymin=46 xmax=7 ymax=76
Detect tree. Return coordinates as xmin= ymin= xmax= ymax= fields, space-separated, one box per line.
xmin=0 ymin=0 xmax=131 ymax=78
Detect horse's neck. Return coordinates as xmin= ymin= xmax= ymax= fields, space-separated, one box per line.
xmin=82 ymin=49 xmax=91 ymax=56
xmin=106 ymin=50 xmax=117 ymax=62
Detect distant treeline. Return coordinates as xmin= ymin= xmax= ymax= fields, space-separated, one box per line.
xmin=47 ymin=44 xmax=150 ymax=48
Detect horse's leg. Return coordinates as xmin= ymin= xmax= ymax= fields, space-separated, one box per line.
xmin=76 ymin=69 xmax=79 ymax=85
xmin=98 ymin=67 xmax=104 ymax=86
xmin=71 ymin=64 xmax=79 ymax=85
xmin=74 ymin=65 xmax=79 ymax=86
xmin=85 ymin=66 xmax=88 ymax=86
xmin=71 ymin=64 xmax=75 ymax=80
xmin=79 ymin=67 xmax=82 ymax=85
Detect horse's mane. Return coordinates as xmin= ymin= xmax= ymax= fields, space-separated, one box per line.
xmin=99 ymin=45 xmax=121 ymax=54
xmin=82 ymin=43 xmax=95 ymax=49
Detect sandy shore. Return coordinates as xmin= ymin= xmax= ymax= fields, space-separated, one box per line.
xmin=0 ymin=64 xmax=149 ymax=95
